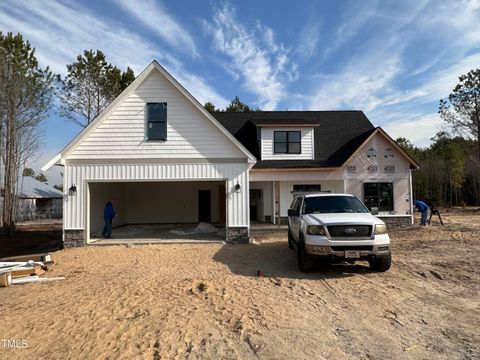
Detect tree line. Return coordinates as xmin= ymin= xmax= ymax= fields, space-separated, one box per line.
xmin=1 ymin=31 xmax=479 ymax=236
xmin=397 ymin=69 xmax=480 ymax=207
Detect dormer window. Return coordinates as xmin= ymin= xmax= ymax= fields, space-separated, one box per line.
xmin=146 ymin=103 xmax=167 ymax=140
xmin=274 ymin=131 xmax=301 ymax=154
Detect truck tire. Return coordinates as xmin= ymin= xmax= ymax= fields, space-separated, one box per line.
xmin=369 ymin=253 xmax=392 ymax=272
xmin=297 ymin=238 xmax=315 ymax=273
xmin=288 ymin=230 xmax=295 ymax=250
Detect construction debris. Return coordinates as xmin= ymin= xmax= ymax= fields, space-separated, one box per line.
xmin=11 ymin=275 xmax=65 ymax=285
xmin=0 ymin=253 xmax=62 ymax=287
xmin=169 ymin=222 xmax=219 ymax=236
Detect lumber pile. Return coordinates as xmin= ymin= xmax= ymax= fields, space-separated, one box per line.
xmin=0 ymin=253 xmax=64 ymax=287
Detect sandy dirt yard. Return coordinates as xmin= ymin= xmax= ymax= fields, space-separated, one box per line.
xmin=0 ymin=213 xmax=479 ymax=360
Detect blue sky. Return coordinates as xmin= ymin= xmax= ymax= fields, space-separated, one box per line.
xmin=1 ymin=0 xmax=480 ymax=184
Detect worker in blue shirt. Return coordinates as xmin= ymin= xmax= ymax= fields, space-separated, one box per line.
xmin=415 ymin=200 xmax=429 ymax=226
xmin=102 ymin=199 xmax=116 ymax=238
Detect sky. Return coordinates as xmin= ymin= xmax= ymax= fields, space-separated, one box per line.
xmin=1 ymin=0 xmax=479 ymax=185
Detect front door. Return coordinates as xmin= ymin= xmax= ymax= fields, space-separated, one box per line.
xmin=198 ymin=190 xmax=211 ymax=222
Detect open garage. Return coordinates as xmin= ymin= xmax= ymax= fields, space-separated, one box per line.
xmin=87 ymin=181 xmax=226 ymax=243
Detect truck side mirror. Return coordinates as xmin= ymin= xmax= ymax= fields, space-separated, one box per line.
xmin=370 ymin=207 xmax=379 ymax=215
xmin=288 ymin=208 xmax=298 ymax=217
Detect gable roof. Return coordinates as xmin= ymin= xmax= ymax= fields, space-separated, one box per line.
xmin=342 ymin=127 xmax=419 ymax=170
xmin=42 ymin=61 xmax=255 ymax=171
xmin=213 ymin=111 xmax=381 ymax=169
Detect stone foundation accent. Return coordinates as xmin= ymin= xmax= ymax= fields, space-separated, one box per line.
xmin=64 ymin=230 xmax=85 ymax=247
xmin=227 ymin=227 xmax=249 ymax=244
xmin=377 ymin=216 xmax=412 ymax=229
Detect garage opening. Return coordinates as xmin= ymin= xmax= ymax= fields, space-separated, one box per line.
xmin=87 ymin=181 xmax=226 ymax=243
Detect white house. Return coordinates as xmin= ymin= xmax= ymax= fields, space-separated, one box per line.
xmin=43 ymin=61 xmax=418 ymax=247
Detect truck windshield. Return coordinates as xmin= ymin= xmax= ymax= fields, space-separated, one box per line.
xmin=303 ymin=196 xmax=369 ymax=214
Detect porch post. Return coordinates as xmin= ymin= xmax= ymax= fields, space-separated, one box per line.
xmin=272 ymin=180 xmax=276 ymax=225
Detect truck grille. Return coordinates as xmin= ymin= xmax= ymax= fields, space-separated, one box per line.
xmin=331 ymin=246 xmax=373 ymax=251
xmin=327 ymin=225 xmax=372 ymax=238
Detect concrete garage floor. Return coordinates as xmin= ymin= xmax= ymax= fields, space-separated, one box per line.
xmin=89 ymin=223 xmax=226 ymax=245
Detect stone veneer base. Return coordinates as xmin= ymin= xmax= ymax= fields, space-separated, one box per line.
xmin=377 ymin=216 xmax=412 ymax=229
xmin=227 ymin=227 xmax=249 ymax=244
xmin=64 ymin=230 xmax=85 ymax=247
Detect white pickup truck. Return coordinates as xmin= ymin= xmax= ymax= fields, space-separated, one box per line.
xmin=287 ymin=193 xmax=391 ymax=273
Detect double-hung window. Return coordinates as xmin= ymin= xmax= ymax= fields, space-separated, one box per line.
xmin=274 ymin=131 xmax=301 ymax=154
xmin=146 ymin=103 xmax=167 ymax=140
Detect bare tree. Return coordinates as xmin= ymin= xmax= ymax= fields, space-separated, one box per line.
xmin=0 ymin=32 xmax=54 ymax=237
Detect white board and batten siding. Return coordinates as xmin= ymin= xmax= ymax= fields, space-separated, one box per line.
xmin=67 ymin=70 xmax=244 ymax=160
xmin=260 ymin=127 xmax=314 ymax=160
xmin=63 ymin=163 xmax=250 ymax=230
xmin=62 ymin=66 xmax=252 ymax=233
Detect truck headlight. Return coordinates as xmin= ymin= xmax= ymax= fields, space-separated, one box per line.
xmin=375 ymin=224 xmax=387 ymax=235
xmin=307 ymin=225 xmax=326 ymax=235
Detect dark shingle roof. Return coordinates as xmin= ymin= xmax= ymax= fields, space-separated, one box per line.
xmin=212 ymin=111 xmax=375 ymax=169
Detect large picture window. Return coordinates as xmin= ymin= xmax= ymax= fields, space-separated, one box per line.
xmin=146 ymin=103 xmax=167 ymax=140
xmin=274 ymin=131 xmax=301 ymax=154
xmin=364 ymin=182 xmax=393 ymax=211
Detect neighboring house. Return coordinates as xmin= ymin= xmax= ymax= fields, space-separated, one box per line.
xmin=0 ymin=176 xmax=63 ymax=222
xmin=43 ymin=60 xmax=418 ymax=247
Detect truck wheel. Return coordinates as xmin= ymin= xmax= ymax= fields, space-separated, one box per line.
xmin=369 ymin=253 xmax=392 ymax=272
xmin=297 ymin=239 xmax=315 ymax=273
xmin=288 ymin=230 xmax=295 ymax=250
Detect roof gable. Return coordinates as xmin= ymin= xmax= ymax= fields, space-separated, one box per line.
xmin=43 ymin=61 xmax=255 ymax=170
xmin=342 ymin=127 xmax=419 ymax=170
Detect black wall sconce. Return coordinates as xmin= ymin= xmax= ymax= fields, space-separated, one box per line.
xmin=68 ymin=185 xmax=77 ymax=196
xmin=234 ymin=183 xmax=241 ymax=193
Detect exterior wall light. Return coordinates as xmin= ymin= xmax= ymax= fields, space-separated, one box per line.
xmin=234 ymin=183 xmax=241 ymax=193
xmin=68 ymin=185 xmax=77 ymax=196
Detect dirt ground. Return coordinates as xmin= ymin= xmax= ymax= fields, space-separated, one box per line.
xmin=0 ymin=220 xmax=62 ymax=257
xmin=0 ymin=212 xmax=479 ymax=359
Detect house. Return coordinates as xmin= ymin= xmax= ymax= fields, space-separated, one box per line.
xmin=42 ymin=60 xmax=418 ymax=247
xmin=1 ymin=176 xmax=63 ymax=222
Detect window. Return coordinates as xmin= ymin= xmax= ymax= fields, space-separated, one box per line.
xmin=146 ymin=103 xmax=167 ymax=140
xmin=364 ymin=183 xmax=393 ymax=212
xmin=274 ymin=131 xmax=301 ymax=154
xmin=303 ymin=196 xmax=369 ymax=214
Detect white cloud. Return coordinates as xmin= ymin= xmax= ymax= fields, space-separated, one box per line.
xmin=296 ymin=21 xmax=320 ymax=59
xmin=305 ymin=0 xmax=480 ymax=147
xmin=203 ymin=3 xmax=297 ymax=110
xmin=0 ymin=0 xmax=226 ymax=107
xmin=112 ymin=0 xmax=198 ymax=58
xmin=0 ymin=0 xmax=231 ymax=169
xmin=382 ymin=114 xmax=443 ymax=147
xmin=308 ymin=52 xmax=402 ymax=111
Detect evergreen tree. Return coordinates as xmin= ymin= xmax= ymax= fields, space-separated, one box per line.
xmin=0 ymin=32 xmax=55 ymax=236
xmin=57 ymin=50 xmax=135 ymax=127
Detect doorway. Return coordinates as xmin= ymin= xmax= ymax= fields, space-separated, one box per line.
xmin=198 ymin=190 xmax=211 ymax=222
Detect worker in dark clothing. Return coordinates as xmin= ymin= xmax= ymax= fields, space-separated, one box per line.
xmin=102 ymin=199 xmax=116 ymax=238
xmin=415 ymin=200 xmax=429 ymax=226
